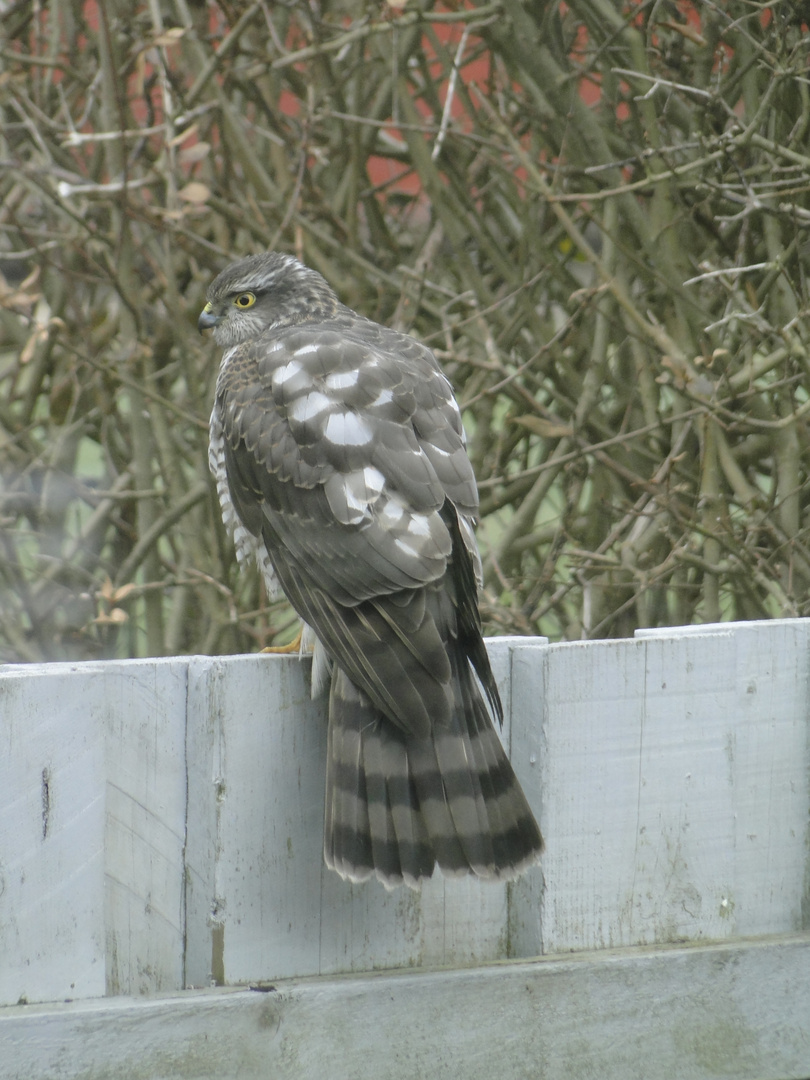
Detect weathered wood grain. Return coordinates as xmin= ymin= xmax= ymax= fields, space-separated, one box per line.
xmin=184 ymin=647 xmax=516 ymax=988
xmin=1 ymin=935 xmax=808 ymax=1080
xmin=509 ymin=622 xmax=810 ymax=954
xmin=0 ymin=660 xmax=187 ymax=1005
xmin=2 ymin=621 xmax=808 ymax=1010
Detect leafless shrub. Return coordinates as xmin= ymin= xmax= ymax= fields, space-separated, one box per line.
xmin=1 ymin=0 xmax=809 ymax=661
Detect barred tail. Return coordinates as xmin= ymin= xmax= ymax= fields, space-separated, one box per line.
xmin=323 ymin=664 xmax=544 ymax=890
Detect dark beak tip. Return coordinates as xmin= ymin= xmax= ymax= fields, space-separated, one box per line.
xmin=198 ymin=309 xmax=219 ymax=334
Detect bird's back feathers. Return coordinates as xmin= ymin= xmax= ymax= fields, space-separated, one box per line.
xmin=204 ymin=251 xmax=544 ymax=888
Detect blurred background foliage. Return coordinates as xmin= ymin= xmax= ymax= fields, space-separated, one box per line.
xmin=1 ymin=0 xmax=810 ymax=662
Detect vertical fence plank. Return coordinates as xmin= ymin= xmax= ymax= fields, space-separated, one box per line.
xmin=626 ymin=632 xmax=741 ymax=945
xmin=637 ymin=619 xmax=810 ymax=937
xmin=184 ymin=654 xmax=328 ymax=987
xmin=511 ymin=622 xmax=810 ymax=955
xmin=184 ymin=650 xmax=516 ymax=987
xmin=522 ymin=637 xmax=655 ymax=953
xmin=0 ymin=666 xmax=107 ymax=1006
xmin=507 ymin=639 xmax=549 ymax=959
xmin=0 ymin=660 xmax=188 ymax=1006
xmin=103 ymin=659 xmax=188 ymax=996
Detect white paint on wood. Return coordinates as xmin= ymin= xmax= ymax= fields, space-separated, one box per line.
xmin=0 ymin=661 xmax=187 ymax=1006
xmin=502 ymin=639 xmax=547 ymax=959
xmin=184 ymin=647 xmax=516 ymax=988
xmin=0 ymin=665 xmax=107 ymax=1006
xmin=634 ymin=616 xmax=809 ymax=637
xmin=509 ymin=622 xmax=810 ymax=954
xmin=103 ymin=660 xmax=188 ymax=996
xmin=1 ymin=935 xmax=808 ymax=1080
xmin=2 ymin=622 xmax=809 ymax=1008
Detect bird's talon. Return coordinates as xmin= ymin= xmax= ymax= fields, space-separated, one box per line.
xmin=261 ymin=628 xmax=304 ymax=655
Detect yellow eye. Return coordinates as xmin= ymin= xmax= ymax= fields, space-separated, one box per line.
xmin=234 ymin=292 xmax=256 ymax=309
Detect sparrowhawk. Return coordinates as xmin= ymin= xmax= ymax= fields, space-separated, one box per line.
xmin=200 ymin=251 xmax=543 ymax=889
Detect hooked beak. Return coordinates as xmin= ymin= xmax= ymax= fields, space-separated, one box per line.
xmin=198 ymin=302 xmax=221 ymax=334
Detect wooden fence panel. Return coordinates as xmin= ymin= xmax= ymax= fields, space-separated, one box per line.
xmin=183 ymin=647 xmax=516 ymax=988
xmin=104 ymin=659 xmax=188 ymax=997
xmin=509 ymin=622 xmax=810 ymax=955
xmin=1 ymin=665 xmax=107 ymax=1006
xmin=1 ymin=621 xmax=808 ymax=1010
xmin=0 ymin=660 xmax=187 ymax=1006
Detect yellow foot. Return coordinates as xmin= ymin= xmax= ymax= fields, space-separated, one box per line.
xmin=261 ymin=628 xmax=304 ymax=655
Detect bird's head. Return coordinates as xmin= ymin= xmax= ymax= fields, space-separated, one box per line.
xmin=198 ymin=251 xmax=339 ymax=347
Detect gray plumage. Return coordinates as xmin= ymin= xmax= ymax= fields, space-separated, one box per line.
xmin=201 ymin=251 xmax=544 ymax=889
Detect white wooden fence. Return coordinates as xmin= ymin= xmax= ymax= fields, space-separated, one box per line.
xmin=1 ymin=619 xmax=809 ymax=1079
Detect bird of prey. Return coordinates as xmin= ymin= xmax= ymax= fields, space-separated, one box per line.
xmin=200 ymin=251 xmax=543 ymax=889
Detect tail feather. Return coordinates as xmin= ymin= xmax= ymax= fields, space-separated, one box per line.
xmin=362 ymin=739 xmax=403 ymax=885
xmin=373 ymin=727 xmax=433 ymax=888
xmin=452 ymin=648 xmax=501 ymax=871
xmin=323 ymin=653 xmax=544 ymax=890
xmin=324 ymin=686 xmax=374 ymax=882
xmin=408 ymin=735 xmax=472 ymax=877
xmin=432 ymin=723 xmax=496 ymax=876
xmin=467 ymin=703 xmax=544 ymax=878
